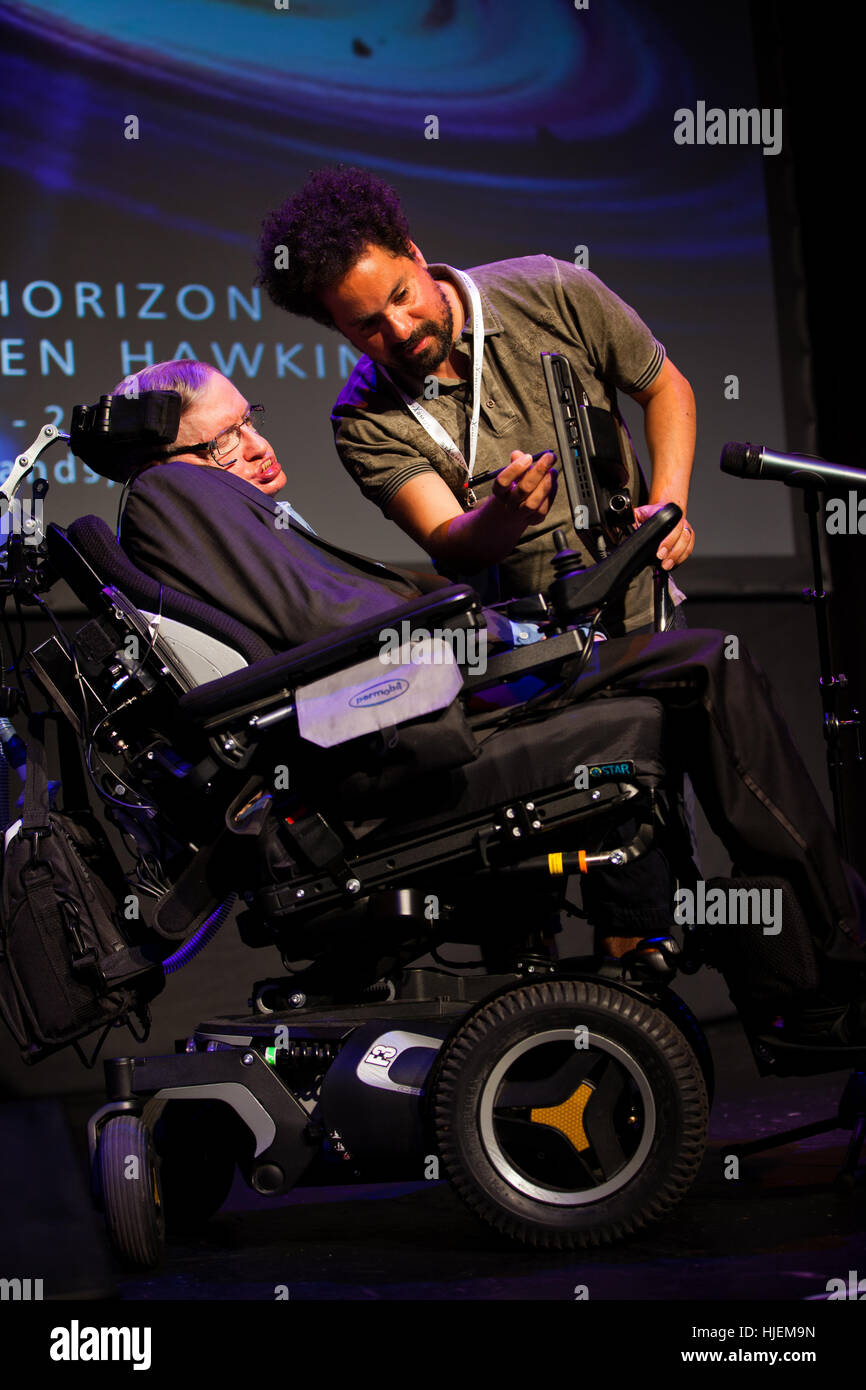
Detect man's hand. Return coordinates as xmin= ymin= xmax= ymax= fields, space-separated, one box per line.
xmin=385 ymin=449 xmax=557 ymax=574
xmin=488 ymin=450 xmax=557 ymax=519
xmin=633 ymin=500 xmax=694 ymax=570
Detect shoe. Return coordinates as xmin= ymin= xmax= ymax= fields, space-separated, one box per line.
xmin=618 ymin=936 xmax=681 ymax=982
xmin=772 ymin=998 xmax=866 ymax=1049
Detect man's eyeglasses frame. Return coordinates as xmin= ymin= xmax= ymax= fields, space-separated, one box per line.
xmin=164 ymin=404 xmax=266 ymax=467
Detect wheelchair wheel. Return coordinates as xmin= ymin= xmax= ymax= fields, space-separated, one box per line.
xmin=142 ymin=1097 xmax=238 ymax=1234
xmin=98 ymin=1115 xmax=165 ymax=1268
xmin=657 ymin=988 xmax=715 ymax=1106
xmin=431 ymin=979 xmax=709 ymax=1249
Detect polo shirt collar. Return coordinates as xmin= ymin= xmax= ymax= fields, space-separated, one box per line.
xmin=426 ymin=263 xmax=505 ymax=341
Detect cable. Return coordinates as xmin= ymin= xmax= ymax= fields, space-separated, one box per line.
xmin=27 ymin=593 xmax=137 ymax=807
xmin=114 ymin=475 xmax=136 ymax=543
xmin=136 ymin=583 xmax=166 ymax=669
xmin=79 ymin=582 xmax=169 ymax=812
xmin=28 ymin=592 xmax=89 ymax=732
xmin=35 ymin=576 xmax=168 ymax=814
xmin=161 ymin=895 xmax=237 ymax=975
xmin=84 ymin=702 xmax=158 ymax=813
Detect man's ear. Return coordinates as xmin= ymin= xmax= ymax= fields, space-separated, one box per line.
xmin=407 ymin=240 xmax=428 ymax=269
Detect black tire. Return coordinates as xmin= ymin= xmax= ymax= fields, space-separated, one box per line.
xmin=98 ymin=1115 xmax=165 ymax=1268
xmin=657 ymin=988 xmax=715 ymax=1106
xmin=142 ymin=1097 xmax=237 ymax=1234
xmin=431 ymin=979 xmax=708 ymax=1249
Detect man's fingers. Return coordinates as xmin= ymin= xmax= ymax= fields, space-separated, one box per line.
xmin=525 ymin=468 xmax=558 ymax=510
xmin=508 ymin=468 xmax=558 ymax=513
xmin=658 ymin=520 xmax=695 ymax=569
xmin=492 ymin=451 xmax=558 ymax=515
xmin=634 ymin=505 xmax=694 ymax=564
xmin=498 ymin=456 xmax=530 ymax=487
xmin=505 ymin=450 xmax=556 ymax=493
xmin=527 ymin=449 xmax=556 ymax=480
xmin=507 ymin=449 xmax=556 ymax=477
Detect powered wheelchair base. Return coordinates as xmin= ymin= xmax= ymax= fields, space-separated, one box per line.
xmin=88 ymin=953 xmax=721 ymax=1265
xmin=90 ymin=976 xmax=866 ymax=1268
xmin=86 ymin=926 xmax=866 ymax=1268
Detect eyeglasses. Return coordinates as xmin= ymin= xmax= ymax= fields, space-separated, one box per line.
xmin=166 ymin=404 xmax=266 ymax=466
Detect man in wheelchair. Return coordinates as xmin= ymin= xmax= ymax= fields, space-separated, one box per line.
xmin=75 ymin=356 xmax=861 ymax=1054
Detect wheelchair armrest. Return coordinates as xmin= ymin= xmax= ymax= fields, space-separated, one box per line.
xmin=487 ymin=594 xmax=551 ymax=623
xmin=550 ymin=503 xmax=682 ymax=623
xmin=178 ymin=582 xmax=485 ymax=723
xmin=484 ymin=508 xmax=682 ymax=633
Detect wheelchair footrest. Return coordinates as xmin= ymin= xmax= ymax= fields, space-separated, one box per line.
xmin=748 ymin=1032 xmax=866 ymax=1078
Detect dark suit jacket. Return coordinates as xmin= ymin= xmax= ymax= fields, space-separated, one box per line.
xmin=120 ymin=462 xmax=506 ymax=652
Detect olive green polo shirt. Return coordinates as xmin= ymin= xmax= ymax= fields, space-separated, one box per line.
xmin=331 ymin=254 xmax=684 ymax=632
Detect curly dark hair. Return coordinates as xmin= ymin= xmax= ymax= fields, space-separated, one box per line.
xmin=256 ymin=166 xmax=413 ymax=328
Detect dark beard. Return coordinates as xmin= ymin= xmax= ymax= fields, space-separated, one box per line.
xmin=387 ymin=287 xmax=455 ymax=383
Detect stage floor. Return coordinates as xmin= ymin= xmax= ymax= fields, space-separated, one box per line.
xmin=55 ymin=1017 xmax=864 ymax=1303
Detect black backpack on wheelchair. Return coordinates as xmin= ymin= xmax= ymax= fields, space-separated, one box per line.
xmin=2 ymin=502 xmax=864 ymax=1266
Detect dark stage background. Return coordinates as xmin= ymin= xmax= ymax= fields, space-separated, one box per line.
xmin=2 ymin=0 xmax=797 ymax=582
xmin=1 ymin=0 xmax=865 ymax=1088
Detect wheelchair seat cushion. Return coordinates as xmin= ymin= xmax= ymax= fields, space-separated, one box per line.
xmin=325 ymin=691 xmax=667 ymax=825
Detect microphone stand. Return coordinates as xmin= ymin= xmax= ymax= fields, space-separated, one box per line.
xmin=798 ymin=481 xmax=863 ymax=861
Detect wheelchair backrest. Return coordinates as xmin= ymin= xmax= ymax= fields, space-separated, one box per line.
xmin=44 ymin=517 xmax=271 ymax=692
xmin=136 ymin=612 xmax=247 ymax=685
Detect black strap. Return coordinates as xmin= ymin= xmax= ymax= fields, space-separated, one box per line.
xmin=22 ymin=713 xmax=52 ymax=831
xmin=54 ymin=712 xmax=92 ymax=816
xmin=152 ymin=831 xmax=240 ymax=940
xmin=21 ymin=712 xmax=91 ymax=832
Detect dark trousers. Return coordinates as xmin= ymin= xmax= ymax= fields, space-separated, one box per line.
xmin=572 ymin=628 xmax=865 ymax=979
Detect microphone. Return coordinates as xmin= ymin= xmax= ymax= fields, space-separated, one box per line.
xmin=720 ymin=442 xmax=866 ymax=490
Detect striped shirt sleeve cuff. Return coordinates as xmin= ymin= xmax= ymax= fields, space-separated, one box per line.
xmin=378 ymin=460 xmax=439 ymax=510
xmin=630 ymin=340 xmax=666 ymax=393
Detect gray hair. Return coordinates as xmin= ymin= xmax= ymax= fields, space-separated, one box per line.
xmin=112 ymin=359 xmax=218 ymax=465
xmin=113 ymin=359 xmax=217 ymax=413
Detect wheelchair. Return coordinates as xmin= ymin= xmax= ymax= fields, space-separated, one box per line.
xmin=2 ymin=447 xmax=865 ymax=1267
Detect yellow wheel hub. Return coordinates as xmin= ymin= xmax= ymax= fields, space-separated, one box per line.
xmin=530 ymin=1082 xmax=594 ymax=1152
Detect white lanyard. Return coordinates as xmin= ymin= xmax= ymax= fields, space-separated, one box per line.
xmin=379 ymin=268 xmax=485 ymax=482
